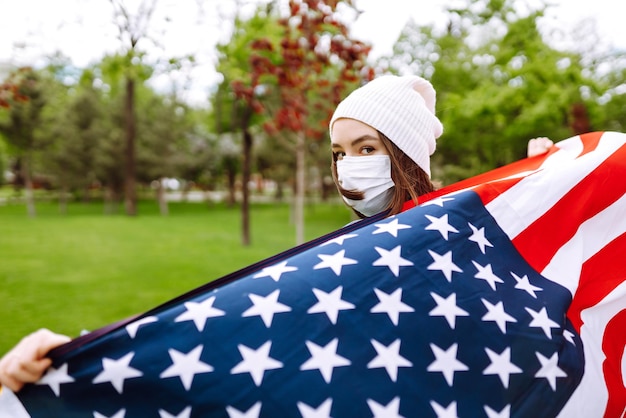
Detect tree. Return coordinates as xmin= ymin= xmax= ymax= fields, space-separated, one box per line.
xmin=135 ymin=91 xmax=193 ymax=215
xmin=106 ymin=0 xmax=196 ymax=216
xmin=381 ymin=0 xmax=595 ymax=183
xmin=108 ymin=0 xmax=161 ymax=216
xmin=44 ymin=69 xmax=104 ymax=212
xmin=85 ymin=53 xmax=153 ymax=213
xmin=0 ymin=67 xmax=48 ymax=216
xmin=245 ymin=0 xmax=373 ymax=244
xmin=215 ymin=5 xmax=283 ymax=246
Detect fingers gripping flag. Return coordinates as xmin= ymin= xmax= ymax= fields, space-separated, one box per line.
xmin=2 ymin=132 xmax=625 ymax=418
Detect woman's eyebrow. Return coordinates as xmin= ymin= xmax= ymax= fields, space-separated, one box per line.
xmin=350 ymin=135 xmax=379 ymax=147
xmin=331 ymin=135 xmax=379 ymax=149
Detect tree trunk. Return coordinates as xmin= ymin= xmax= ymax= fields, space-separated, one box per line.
xmin=59 ymin=184 xmax=68 ymax=215
xmin=157 ymin=178 xmax=169 ymax=216
xmin=22 ymin=156 xmax=36 ymax=218
xmin=226 ymin=165 xmax=236 ymax=208
xmin=104 ymin=187 xmax=115 ymax=215
xmin=294 ymin=130 xmax=306 ymax=245
xmin=275 ymin=181 xmax=284 ymax=201
xmin=241 ymin=128 xmax=252 ymax=246
xmin=124 ymin=76 xmax=137 ymax=216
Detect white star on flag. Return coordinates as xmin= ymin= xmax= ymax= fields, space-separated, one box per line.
xmin=300 ymin=338 xmax=351 ymax=383
xmin=242 ymin=289 xmax=291 ymax=327
xmin=225 ymin=402 xmax=262 ymax=418
xmin=253 ymin=260 xmax=298 ymax=281
xmin=158 ymin=406 xmax=192 ymax=418
xmin=511 ymin=272 xmax=543 ymax=298
xmin=297 ymin=398 xmax=333 ymax=418
xmin=367 ymin=339 xmax=413 ymax=382
xmin=525 ymin=307 xmax=560 ymax=338
xmin=36 ymin=363 xmax=75 ymax=396
xmin=321 ymin=233 xmax=357 ymax=246
xmin=230 ymin=342 xmax=283 ymax=386
xmin=126 ymin=316 xmax=158 ymax=338
xmin=564 ymin=330 xmax=576 ymax=345
xmin=159 ymin=345 xmax=214 ymax=391
xmin=472 ymin=261 xmax=504 ymax=291
xmin=427 ymin=343 xmax=469 ymax=386
xmin=535 ymin=352 xmax=567 ymax=390
xmin=427 ymin=250 xmax=462 ymax=282
xmin=307 ymin=286 xmax=355 ymax=324
xmin=174 ymin=296 xmax=225 ymax=332
xmin=481 ymin=299 xmax=517 ymax=333
xmin=468 ymin=222 xmax=493 ymax=254
xmin=370 ymin=288 xmax=414 ymax=325
xmin=373 ymin=218 xmax=411 ymax=237
xmin=94 ymin=410 xmax=125 ymax=418
xmin=373 ymin=245 xmax=414 ymax=277
xmin=92 ymin=352 xmax=143 ymax=394
xmin=425 ymin=213 xmax=459 ymax=240
xmin=421 ymin=196 xmax=455 ymax=207
xmin=484 ymin=404 xmax=511 ymax=418
xmin=430 ymin=400 xmax=458 ymax=418
xmin=314 ymin=249 xmax=358 ymax=276
xmin=482 ymin=347 xmax=522 ymax=388
xmin=429 ymin=292 xmax=469 ymax=329
xmin=367 ymin=397 xmax=404 ymax=418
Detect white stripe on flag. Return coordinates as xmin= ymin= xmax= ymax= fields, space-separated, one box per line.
xmin=0 ymin=388 xmax=31 ymax=418
xmin=557 ymin=280 xmax=626 ymax=418
xmin=486 ymin=134 xmax=625 ymax=240
xmin=540 ymin=192 xmax=626 ymax=294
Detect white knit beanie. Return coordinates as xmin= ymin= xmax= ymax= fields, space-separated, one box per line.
xmin=329 ymin=75 xmax=443 ymax=177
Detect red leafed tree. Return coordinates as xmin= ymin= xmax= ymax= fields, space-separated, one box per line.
xmin=0 ymin=67 xmax=47 ymax=217
xmin=236 ymin=0 xmax=374 ymax=244
xmin=0 ymin=78 xmax=28 ymax=109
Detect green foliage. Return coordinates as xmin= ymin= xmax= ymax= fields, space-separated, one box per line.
xmin=0 ymin=68 xmax=47 ymax=154
xmin=214 ymin=7 xmax=284 ymax=133
xmin=1 ymin=0 xmax=625 ymax=206
xmin=0 ymin=200 xmax=352 ymax=354
xmin=381 ymin=0 xmax=614 ymax=184
xmin=42 ymin=71 xmax=104 ymax=195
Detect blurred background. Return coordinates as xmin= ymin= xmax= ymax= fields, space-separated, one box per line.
xmin=1 ymin=0 xmax=624 ymax=351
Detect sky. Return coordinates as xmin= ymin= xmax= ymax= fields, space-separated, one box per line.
xmin=0 ymin=0 xmax=624 ymax=105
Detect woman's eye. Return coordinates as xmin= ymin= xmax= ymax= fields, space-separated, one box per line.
xmin=334 ymin=151 xmax=345 ymax=160
xmin=361 ymin=147 xmax=374 ymax=155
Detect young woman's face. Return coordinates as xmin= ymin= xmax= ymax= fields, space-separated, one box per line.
xmin=330 ymin=118 xmax=389 ymax=160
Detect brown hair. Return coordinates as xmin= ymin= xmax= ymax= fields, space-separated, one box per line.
xmin=331 ymin=131 xmax=435 ymax=218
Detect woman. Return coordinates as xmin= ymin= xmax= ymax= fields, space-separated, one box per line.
xmin=329 ymin=74 xmax=552 ymax=218
xmin=330 ymin=75 xmax=441 ymax=218
xmin=0 ymin=75 xmax=554 ymax=393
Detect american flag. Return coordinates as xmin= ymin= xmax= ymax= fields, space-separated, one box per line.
xmin=1 ymin=131 xmax=625 ymax=418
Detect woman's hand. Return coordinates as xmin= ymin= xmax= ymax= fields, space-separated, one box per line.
xmin=0 ymin=329 xmax=71 ymax=392
xmin=527 ymin=137 xmax=554 ymax=158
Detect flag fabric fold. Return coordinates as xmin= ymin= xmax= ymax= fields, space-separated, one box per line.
xmin=2 ymin=131 xmax=625 ymax=418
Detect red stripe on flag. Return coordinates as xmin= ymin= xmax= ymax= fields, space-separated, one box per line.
xmin=567 ymin=231 xmax=626 ymax=332
xmin=411 ymin=175 xmax=531 ymax=211
xmin=418 ymin=133 xmax=605 ymax=209
xmin=414 ymin=149 xmax=556 ymax=210
xmin=578 ymin=131 xmax=604 ymax=157
xmin=473 ymin=177 xmax=527 ymax=206
xmin=417 ymin=136 xmax=577 ymax=209
xmin=512 ymin=143 xmax=626 ymax=271
xmin=601 ymin=310 xmax=626 ymax=418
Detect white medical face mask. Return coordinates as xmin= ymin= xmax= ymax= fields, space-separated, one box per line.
xmin=336 ymin=155 xmax=395 ymax=217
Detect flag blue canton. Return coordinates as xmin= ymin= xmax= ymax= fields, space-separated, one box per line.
xmin=18 ymin=190 xmax=584 ymax=418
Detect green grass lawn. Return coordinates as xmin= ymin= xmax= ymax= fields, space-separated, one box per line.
xmin=0 ymin=199 xmax=352 ymax=354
